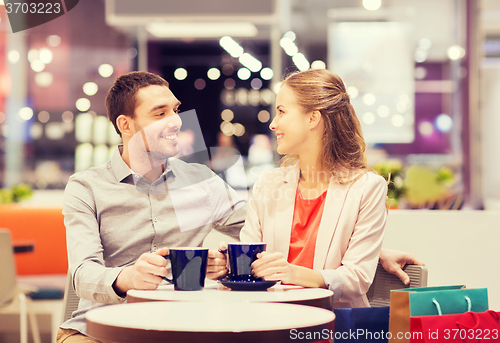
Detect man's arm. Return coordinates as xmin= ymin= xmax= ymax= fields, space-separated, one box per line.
xmin=379 ymin=248 xmax=425 ymax=285
xmin=64 ymin=174 xmax=127 ymax=303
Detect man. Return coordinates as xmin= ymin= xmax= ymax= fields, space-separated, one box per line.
xmin=58 ymin=71 xmax=246 ymax=342
xmin=58 ymin=71 xmax=422 ymax=342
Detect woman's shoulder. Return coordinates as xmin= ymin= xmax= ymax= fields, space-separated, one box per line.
xmin=253 ymin=165 xmax=298 ymax=188
xmin=350 ymin=170 xmax=387 ymax=189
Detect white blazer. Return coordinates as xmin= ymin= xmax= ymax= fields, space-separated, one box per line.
xmin=240 ymin=164 xmax=388 ymax=308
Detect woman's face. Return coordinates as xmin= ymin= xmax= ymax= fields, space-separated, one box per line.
xmin=269 ymin=84 xmax=312 ymax=155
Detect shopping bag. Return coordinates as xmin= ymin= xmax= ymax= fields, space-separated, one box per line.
xmin=388 ymin=285 xmax=488 ymax=343
xmin=409 ymin=310 xmax=500 ymax=343
xmin=334 ymin=306 xmax=390 ymax=342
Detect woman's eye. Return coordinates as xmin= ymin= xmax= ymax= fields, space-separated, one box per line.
xmin=174 ymin=108 xmax=180 ymax=114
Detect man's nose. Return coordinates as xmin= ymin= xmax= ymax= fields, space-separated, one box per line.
xmin=166 ymin=114 xmax=182 ymax=129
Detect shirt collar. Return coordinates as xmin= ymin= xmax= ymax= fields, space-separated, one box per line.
xmin=110 ymin=145 xmax=176 ymax=183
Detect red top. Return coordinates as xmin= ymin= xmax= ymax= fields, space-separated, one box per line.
xmin=287 ymin=188 xmax=327 ymax=269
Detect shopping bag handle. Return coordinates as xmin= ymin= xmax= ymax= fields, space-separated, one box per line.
xmin=455 ymin=311 xmax=480 ymax=330
xmin=486 ymin=310 xmax=500 ymax=322
xmin=432 ymin=296 xmax=472 ymax=316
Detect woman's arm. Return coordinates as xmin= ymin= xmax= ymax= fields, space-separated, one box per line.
xmin=322 ymin=174 xmax=388 ymax=302
xmin=251 ymin=251 xmax=326 ymax=288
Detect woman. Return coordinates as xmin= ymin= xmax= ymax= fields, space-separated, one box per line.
xmin=240 ymin=69 xmax=387 ymax=307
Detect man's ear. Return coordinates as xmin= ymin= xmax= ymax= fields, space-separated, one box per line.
xmin=308 ymin=110 xmax=322 ymax=130
xmin=116 ymin=115 xmax=132 ymax=137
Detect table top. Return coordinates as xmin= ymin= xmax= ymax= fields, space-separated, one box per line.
xmin=127 ymin=279 xmax=334 ymax=310
xmin=86 ymin=301 xmax=335 ymax=343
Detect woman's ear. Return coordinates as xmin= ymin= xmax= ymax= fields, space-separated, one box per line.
xmin=116 ymin=115 xmax=132 ymax=138
xmin=308 ymin=110 xmax=322 ymax=130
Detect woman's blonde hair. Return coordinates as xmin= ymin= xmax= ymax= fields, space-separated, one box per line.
xmin=279 ymin=69 xmax=370 ymax=184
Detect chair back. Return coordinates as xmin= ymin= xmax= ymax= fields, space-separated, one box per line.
xmin=61 ymin=271 xmax=80 ymax=324
xmin=367 ymin=263 xmax=428 ymax=307
xmin=0 ymin=229 xmax=18 ymax=307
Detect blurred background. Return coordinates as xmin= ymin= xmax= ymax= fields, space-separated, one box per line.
xmin=1 ymin=0 xmax=499 ymax=210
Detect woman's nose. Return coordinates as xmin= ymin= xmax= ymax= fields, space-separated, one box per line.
xmin=269 ymin=117 xmax=277 ymax=131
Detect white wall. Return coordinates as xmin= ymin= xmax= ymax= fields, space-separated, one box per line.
xmin=383 ymin=210 xmax=500 ymax=310
xmin=481 ymin=64 xmax=500 ymax=210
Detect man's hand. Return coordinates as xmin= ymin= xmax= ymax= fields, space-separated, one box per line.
xmin=207 ymin=241 xmax=228 ymax=280
xmin=379 ymin=248 xmax=425 ymax=285
xmin=113 ymin=247 xmax=169 ymax=295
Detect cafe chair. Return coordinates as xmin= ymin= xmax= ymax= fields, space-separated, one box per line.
xmin=61 ymin=270 xmax=80 ymax=324
xmin=0 ymin=229 xmax=42 ymax=343
xmin=367 ymin=262 xmax=428 ymax=307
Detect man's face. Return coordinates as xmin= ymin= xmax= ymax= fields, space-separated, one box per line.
xmin=128 ymin=85 xmax=182 ymax=164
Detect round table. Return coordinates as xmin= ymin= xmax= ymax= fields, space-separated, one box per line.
xmin=127 ymin=280 xmax=334 ymax=310
xmin=86 ymin=301 xmax=335 ymax=343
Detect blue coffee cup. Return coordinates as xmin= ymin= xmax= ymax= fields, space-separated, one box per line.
xmin=226 ymin=243 xmax=267 ymax=281
xmin=163 ymin=247 xmax=208 ymax=291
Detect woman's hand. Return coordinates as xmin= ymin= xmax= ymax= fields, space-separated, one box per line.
xmin=251 ymin=251 xmax=295 ymax=284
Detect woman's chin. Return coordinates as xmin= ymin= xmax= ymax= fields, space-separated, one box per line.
xmin=276 ymin=146 xmax=288 ymax=155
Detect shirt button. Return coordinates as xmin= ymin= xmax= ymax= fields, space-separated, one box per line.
xmin=154 ymin=217 xmax=158 ymax=223
xmin=152 ymin=246 xmax=157 ymax=252
xmin=150 ymin=187 xmax=154 ymax=192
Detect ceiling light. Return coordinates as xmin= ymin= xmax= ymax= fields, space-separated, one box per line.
xmin=83 ymin=82 xmax=98 ymax=96
xmin=311 ymin=60 xmax=326 ymax=70
xmin=35 ymin=72 xmax=53 ymax=87
xmin=31 ymin=60 xmax=45 ymax=72
xmin=39 ymin=48 xmax=53 ymax=64
xmin=363 ymin=0 xmax=382 ymax=11
xmin=447 ymin=45 xmax=466 ymax=60
xmin=238 ymin=53 xmax=262 ymax=72
xmin=174 ymin=68 xmax=188 ymax=80
xmin=292 ymin=53 xmax=310 ymax=72
xmin=18 ymin=107 xmax=34 ymax=121
xmin=220 ymin=36 xmax=244 ymax=58
xmin=260 ymin=68 xmax=273 ymax=80
xmin=98 ymin=64 xmax=114 ymax=78
xmin=147 ymin=22 xmax=258 ymax=38
xmin=207 ymin=68 xmax=221 ymax=80
xmin=76 ymin=98 xmax=91 ymax=112
xmin=8 ymin=50 xmax=20 ymax=63
xmin=237 ymin=68 xmax=251 ymax=80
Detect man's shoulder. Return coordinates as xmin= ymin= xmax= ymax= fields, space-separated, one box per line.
xmin=67 ymin=162 xmax=112 ymax=185
xmin=168 ymin=159 xmax=215 ymax=189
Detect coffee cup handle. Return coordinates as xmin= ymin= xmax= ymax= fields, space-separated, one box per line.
xmin=218 ymin=249 xmax=230 ymax=277
xmin=161 ymin=254 xmax=174 ymax=284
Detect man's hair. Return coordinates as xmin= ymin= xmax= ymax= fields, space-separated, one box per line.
xmin=105 ymin=71 xmax=169 ymax=137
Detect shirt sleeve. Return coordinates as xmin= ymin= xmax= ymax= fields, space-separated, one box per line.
xmin=208 ymin=172 xmax=246 ymax=241
xmin=63 ymin=173 xmax=126 ymax=304
xmin=322 ymin=174 xmax=388 ymax=303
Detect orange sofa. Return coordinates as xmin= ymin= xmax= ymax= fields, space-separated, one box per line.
xmin=0 ymin=206 xmax=68 ymax=275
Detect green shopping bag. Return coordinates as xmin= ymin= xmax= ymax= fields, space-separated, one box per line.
xmin=388 ymin=285 xmax=488 ymax=343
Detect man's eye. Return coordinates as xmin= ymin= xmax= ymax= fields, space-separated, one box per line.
xmin=157 ymin=112 xmax=165 ymax=116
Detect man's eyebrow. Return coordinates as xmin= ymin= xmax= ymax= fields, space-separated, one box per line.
xmin=148 ymin=101 xmax=181 ymax=114
xmin=276 ymin=105 xmax=284 ymax=110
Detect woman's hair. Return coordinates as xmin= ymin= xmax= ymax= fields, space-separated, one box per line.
xmin=280 ymin=69 xmax=370 ymax=184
